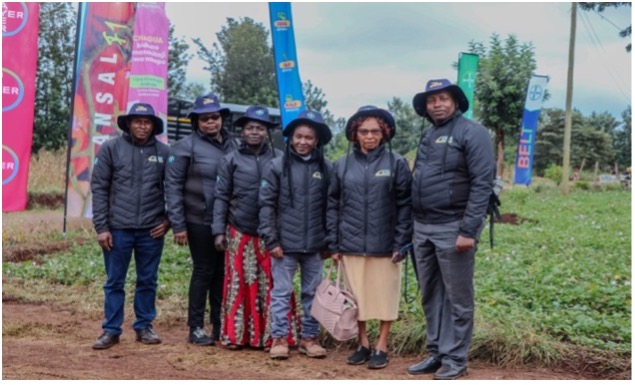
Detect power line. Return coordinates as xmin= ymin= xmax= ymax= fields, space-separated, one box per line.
xmin=592 ymin=9 xmax=625 ymax=32
xmin=579 ymin=11 xmax=631 ymax=104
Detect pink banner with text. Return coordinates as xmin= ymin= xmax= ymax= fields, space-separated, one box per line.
xmin=2 ymin=2 xmax=40 ymax=212
xmin=127 ymin=2 xmax=169 ymax=143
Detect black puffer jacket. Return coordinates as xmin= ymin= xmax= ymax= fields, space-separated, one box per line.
xmin=91 ymin=134 xmax=170 ymax=233
xmin=165 ymin=129 xmax=237 ymax=233
xmin=326 ymin=144 xmax=412 ymax=257
xmin=412 ymin=111 xmax=494 ymax=238
xmin=258 ymin=149 xmax=332 ymax=253
xmin=212 ymin=143 xmax=282 ymax=236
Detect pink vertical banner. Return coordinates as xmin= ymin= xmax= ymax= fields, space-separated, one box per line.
xmin=127 ymin=2 xmax=169 ymax=143
xmin=2 ymin=2 xmax=40 ymax=212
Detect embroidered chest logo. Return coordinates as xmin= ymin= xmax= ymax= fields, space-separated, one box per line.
xmin=375 ymin=169 xmax=391 ymax=177
xmin=435 ymin=135 xmax=454 ymax=144
xmin=148 ymin=155 xmax=164 ymax=163
xmin=312 ymin=171 xmax=322 ymax=179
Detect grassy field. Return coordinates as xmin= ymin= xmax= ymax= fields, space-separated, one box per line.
xmin=3 ymin=151 xmax=631 ymax=378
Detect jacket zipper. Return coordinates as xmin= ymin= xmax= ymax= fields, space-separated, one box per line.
xmin=363 ymin=159 xmax=369 ymax=254
xmin=304 ymin=162 xmax=309 ymax=252
xmin=137 ymin=146 xmax=144 ymax=227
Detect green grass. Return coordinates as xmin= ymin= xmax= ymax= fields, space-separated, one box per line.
xmin=3 ymin=187 xmax=631 ymax=376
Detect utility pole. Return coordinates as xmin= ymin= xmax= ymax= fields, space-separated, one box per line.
xmin=561 ymin=2 xmax=576 ymax=194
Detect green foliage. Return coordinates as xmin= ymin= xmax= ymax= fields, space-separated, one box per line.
xmin=534 ymin=108 xmax=616 ymax=174
xmin=387 ymin=97 xmax=426 ymax=156
xmin=33 ymin=2 xmax=76 ymax=154
xmin=613 ymin=106 xmax=631 ymax=168
xmin=193 ymin=17 xmax=278 ymax=107
xmin=303 ymin=80 xmax=344 ymax=133
xmin=168 ymin=24 xmax=194 ymax=99
xmin=467 ymin=34 xmax=537 ymax=174
xmin=544 ymin=164 xmax=563 ymax=184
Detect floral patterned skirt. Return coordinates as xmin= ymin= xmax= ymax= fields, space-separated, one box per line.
xmin=220 ymin=225 xmax=300 ymax=348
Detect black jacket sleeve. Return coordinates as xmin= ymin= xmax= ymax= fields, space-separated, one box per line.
xmin=459 ymin=124 xmax=495 ymax=238
xmin=165 ymin=142 xmax=190 ymax=233
xmin=325 ymin=159 xmax=342 ymax=253
xmin=211 ymin=153 xmax=234 ymax=236
xmin=90 ymin=140 xmax=113 ymax=234
xmin=258 ymin=158 xmax=281 ymax=250
xmin=392 ymin=156 xmax=413 ymax=251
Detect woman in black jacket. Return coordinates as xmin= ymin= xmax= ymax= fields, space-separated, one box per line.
xmin=326 ymin=106 xmax=412 ymax=369
xmin=211 ymin=106 xmax=296 ymax=350
xmin=165 ymin=93 xmax=237 ymax=346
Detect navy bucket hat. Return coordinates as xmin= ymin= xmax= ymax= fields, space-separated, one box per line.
xmin=412 ymin=78 xmax=469 ymax=118
xmin=283 ymin=110 xmax=333 ymax=146
xmin=187 ymin=93 xmax=230 ymax=119
xmin=345 ymin=105 xmax=396 ymax=141
xmin=117 ymin=102 xmax=164 ymax=135
xmin=234 ymin=105 xmax=278 ymax=129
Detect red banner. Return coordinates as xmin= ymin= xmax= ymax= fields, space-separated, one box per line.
xmin=66 ymin=3 xmax=134 ymax=217
xmin=2 ymin=2 xmax=40 ymax=212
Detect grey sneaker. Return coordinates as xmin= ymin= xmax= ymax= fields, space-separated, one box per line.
xmin=189 ymin=327 xmax=214 ymax=346
xmin=299 ymin=336 xmax=327 ymax=358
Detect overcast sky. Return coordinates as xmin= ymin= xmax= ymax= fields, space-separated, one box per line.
xmin=166 ymin=2 xmax=632 ymax=122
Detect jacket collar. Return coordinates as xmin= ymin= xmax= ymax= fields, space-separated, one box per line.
xmin=432 ymin=110 xmax=463 ymax=129
xmin=353 ymin=142 xmax=386 ymax=162
xmin=122 ymin=132 xmax=157 ymax=147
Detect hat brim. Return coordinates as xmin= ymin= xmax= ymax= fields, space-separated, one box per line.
xmin=117 ymin=114 xmax=164 ymax=135
xmin=234 ymin=116 xmax=277 ymax=129
xmin=345 ymin=109 xmax=396 ymax=141
xmin=283 ymin=118 xmax=332 ymax=146
xmin=187 ymin=106 xmax=230 ymax=119
xmin=413 ymin=84 xmax=469 ymax=118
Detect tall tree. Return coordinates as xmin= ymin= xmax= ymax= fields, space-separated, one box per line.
xmin=467 ymin=34 xmax=537 ymax=176
xmin=302 ymin=80 xmax=345 ymax=130
xmin=193 ymin=17 xmax=278 ymax=106
xmin=387 ymin=97 xmax=425 ymax=158
xmin=168 ymin=24 xmax=193 ymax=100
xmin=613 ymin=106 xmax=631 ymax=168
xmin=579 ymin=2 xmax=632 ymax=52
xmin=534 ymin=108 xmax=615 ymax=174
xmin=587 ymin=111 xmax=620 ymax=134
xmin=33 ymin=2 xmax=76 ymax=154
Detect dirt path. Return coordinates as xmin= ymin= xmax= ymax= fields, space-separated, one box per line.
xmin=2 ymin=300 xmax=595 ymax=381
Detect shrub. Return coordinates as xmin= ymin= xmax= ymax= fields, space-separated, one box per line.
xmin=544 ymin=164 xmax=563 ymax=185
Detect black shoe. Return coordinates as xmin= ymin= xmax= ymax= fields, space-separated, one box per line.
xmin=135 ymin=327 xmax=161 ymax=344
xmin=434 ymin=364 xmax=468 ymax=380
xmin=189 ymin=327 xmax=214 ymax=346
xmin=407 ymin=356 xmax=442 ymax=375
xmin=347 ymin=346 xmax=371 ymax=365
xmin=92 ymin=332 xmax=120 ymax=350
xmin=367 ymin=349 xmax=389 ymax=369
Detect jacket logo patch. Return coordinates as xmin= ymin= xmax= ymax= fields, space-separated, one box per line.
xmin=435 ymin=135 xmax=453 ymax=144
xmin=148 ymin=155 xmax=164 ymax=163
xmin=168 ymin=155 xmax=175 ymax=163
xmin=94 ymin=158 xmax=99 ymax=165
xmin=260 ymin=179 xmax=269 ymax=188
xmin=375 ymin=169 xmax=391 ymax=177
xmin=312 ymin=171 xmax=322 ymax=179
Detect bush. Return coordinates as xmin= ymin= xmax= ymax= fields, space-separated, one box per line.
xmin=574 ymin=181 xmax=591 ymax=191
xmin=544 ymin=164 xmax=563 ymax=185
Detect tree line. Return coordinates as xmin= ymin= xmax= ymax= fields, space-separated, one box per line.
xmin=33 ymin=3 xmax=631 ymax=176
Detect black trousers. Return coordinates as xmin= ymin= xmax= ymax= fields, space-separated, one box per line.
xmin=186 ymin=223 xmax=225 ymax=338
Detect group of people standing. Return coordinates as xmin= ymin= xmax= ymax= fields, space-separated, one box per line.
xmin=90 ymin=77 xmax=494 ymax=380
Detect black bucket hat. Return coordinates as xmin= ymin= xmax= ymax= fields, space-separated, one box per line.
xmin=412 ymin=78 xmax=469 ymax=118
xmin=187 ymin=93 xmax=230 ymax=119
xmin=117 ymin=102 xmax=163 ymax=135
xmin=345 ymin=105 xmax=396 ymax=141
xmin=283 ymin=110 xmax=332 ymax=146
xmin=234 ymin=105 xmax=278 ymax=129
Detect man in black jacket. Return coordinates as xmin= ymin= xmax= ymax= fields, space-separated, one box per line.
xmin=407 ymin=79 xmax=494 ymax=379
xmin=91 ymin=103 xmax=170 ymax=349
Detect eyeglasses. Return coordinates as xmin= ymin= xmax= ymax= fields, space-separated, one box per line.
xmin=199 ymin=114 xmax=221 ymax=122
xmin=358 ymin=128 xmax=383 ymax=136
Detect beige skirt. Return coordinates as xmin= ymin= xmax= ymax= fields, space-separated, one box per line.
xmin=342 ymin=255 xmax=401 ymax=321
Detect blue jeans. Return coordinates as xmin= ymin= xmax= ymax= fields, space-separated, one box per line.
xmin=270 ymin=252 xmax=323 ymax=339
xmin=102 ymin=228 xmax=164 ymax=335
